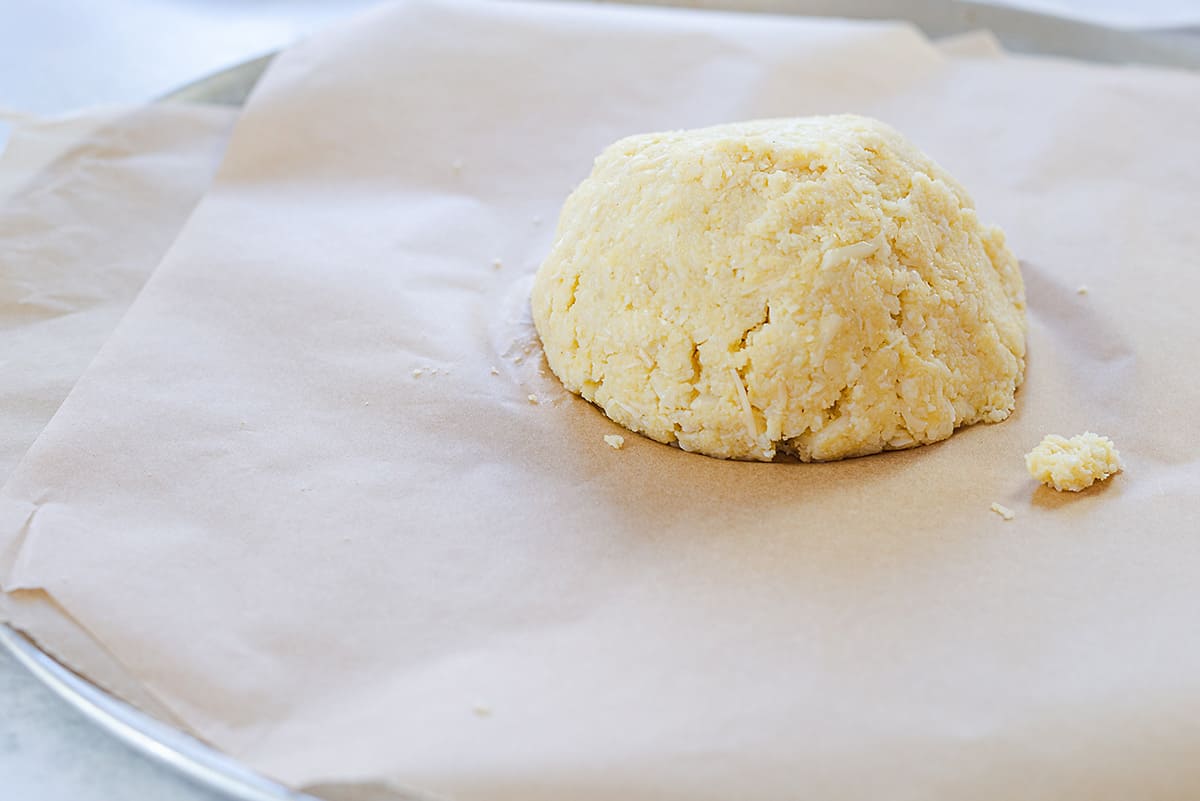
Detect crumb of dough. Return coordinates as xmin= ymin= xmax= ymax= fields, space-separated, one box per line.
xmin=492 ymin=258 xmax=503 ymax=270
xmin=1077 ymin=285 xmax=1088 ymax=295
xmin=472 ymin=703 xmax=492 ymax=717
xmin=412 ymin=368 xmax=424 ymax=378
xmin=527 ymin=394 xmax=539 ymax=404
xmin=604 ymin=434 xmax=626 ymax=450
xmin=990 ymin=502 xmax=1015 ymax=521
xmin=532 ymin=115 xmax=1025 ymax=461
xmin=490 ymin=366 xmax=500 ymax=376
xmin=1025 ymin=432 xmax=1122 ymax=492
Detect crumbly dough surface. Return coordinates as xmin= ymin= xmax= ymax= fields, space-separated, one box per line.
xmin=1025 ymin=432 xmax=1122 ymax=492
xmin=532 ymin=115 xmax=1026 ymax=461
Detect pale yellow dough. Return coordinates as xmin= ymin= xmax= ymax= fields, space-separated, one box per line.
xmin=532 ymin=115 xmax=1026 ymax=461
xmin=1025 ymin=432 xmax=1122 ymax=492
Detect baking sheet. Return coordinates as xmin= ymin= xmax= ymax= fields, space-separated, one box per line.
xmin=0 ymin=623 xmax=309 ymax=801
xmin=3 ymin=1 xmax=1200 ymax=800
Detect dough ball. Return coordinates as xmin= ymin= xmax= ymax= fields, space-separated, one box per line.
xmin=1025 ymin=432 xmax=1122 ymax=492
xmin=532 ymin=115 xmax=1026 ymax=461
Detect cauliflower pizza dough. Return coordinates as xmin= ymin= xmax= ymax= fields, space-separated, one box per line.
xmin=532 ymin=115 xmax=1026 ymax=461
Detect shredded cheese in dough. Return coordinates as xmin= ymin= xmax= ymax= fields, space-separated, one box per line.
xmin=990 ymin=502 xmax=1015 ymax=521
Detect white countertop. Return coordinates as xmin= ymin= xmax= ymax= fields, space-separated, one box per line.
xmin=1 ymin=1 xmax=1197 ymax=800
xmin=0 ymin=652 xmax=234 ymax=801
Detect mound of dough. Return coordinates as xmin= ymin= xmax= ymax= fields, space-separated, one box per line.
xmin=532 ymin=115 xmax=1026 ymax=461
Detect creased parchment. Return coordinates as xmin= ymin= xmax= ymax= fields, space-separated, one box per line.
xmin=0 ymin=103 xmax=236 ymax=718
xmin=0 ymin=104 xmax=235 ymax=480
xmin=2 ymin=2 xmax=1199 ymax=800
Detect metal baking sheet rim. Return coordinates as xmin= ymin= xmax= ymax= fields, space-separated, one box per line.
xmin=2 ymin=2 xmax=1197 ymax=801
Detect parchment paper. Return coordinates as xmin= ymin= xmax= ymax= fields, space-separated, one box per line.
xmin=0 ymin=103 xmax=236 ymax=719
xmin=3 ymin=1 xmax=1200 ymax=799
xmin=0 ymin=104 xmax=236 ymax=480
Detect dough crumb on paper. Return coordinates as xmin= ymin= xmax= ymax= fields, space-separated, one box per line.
xmin=472 ymin=703 xmax=492 ymax=718
xmin=990 ymin=502 xmax=1015 ymax=521
xmin=527 ymin=394 xmax=539 ymax=404
xmin=1077 ymin=285 xmax=1088 ymax=295
xmin=532 ymin=115 xmax=1025 ymax=462
xmin=604 ymin=434 xmax=625 ymax=450
xmin=1025 ymin=432 xmax=1122 ymax=492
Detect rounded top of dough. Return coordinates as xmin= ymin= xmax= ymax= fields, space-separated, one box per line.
xmin=532 ymin=115 xmax=1026 ymax=461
